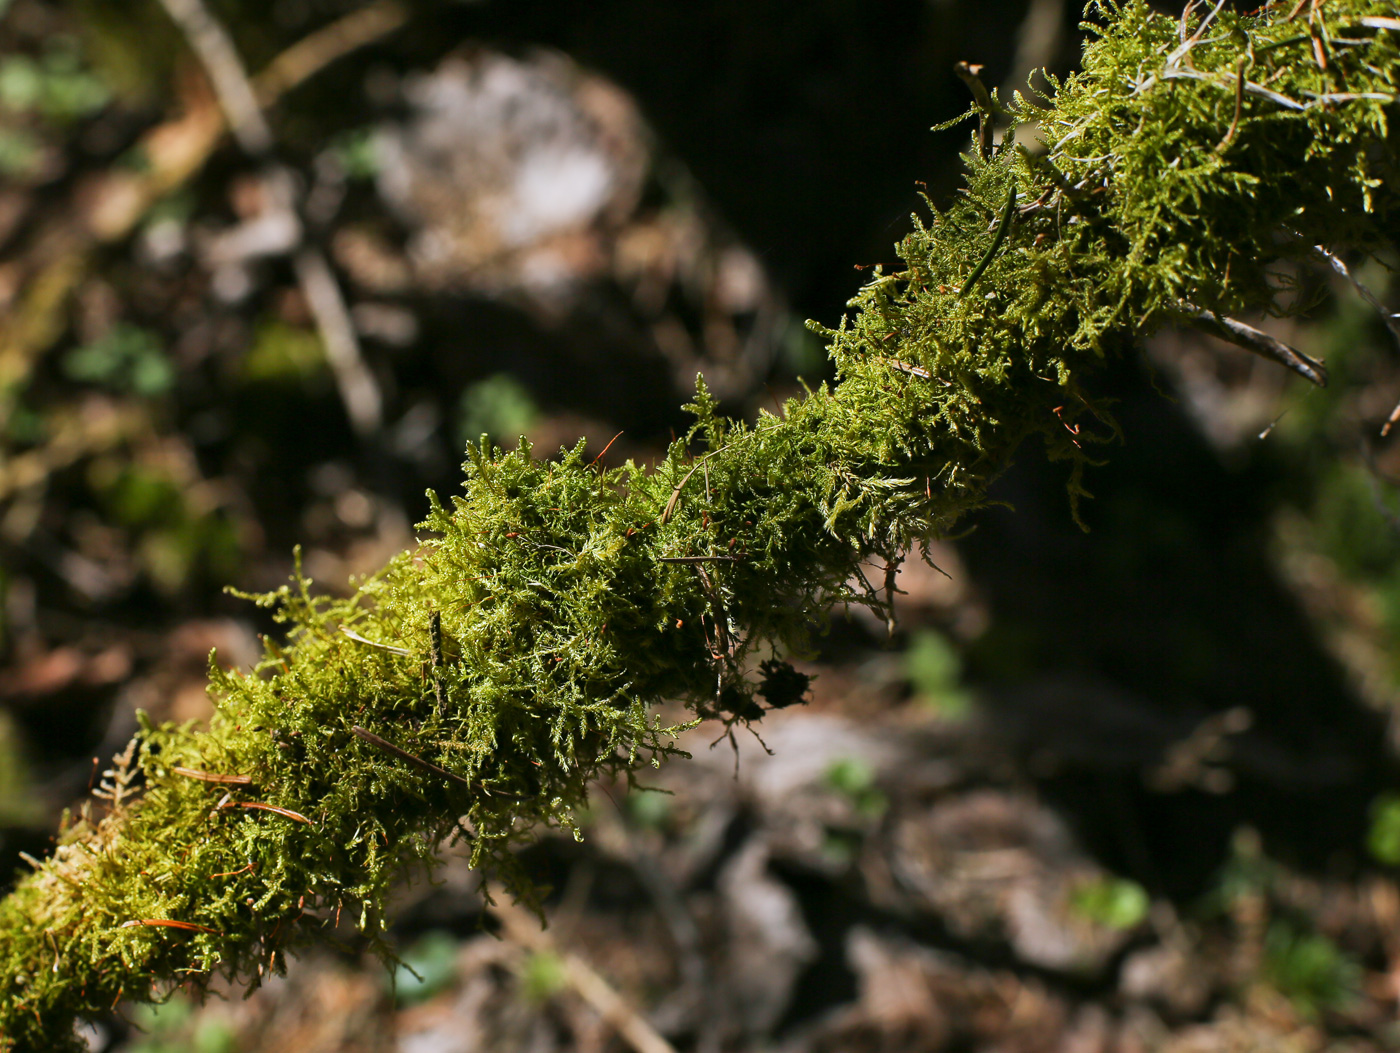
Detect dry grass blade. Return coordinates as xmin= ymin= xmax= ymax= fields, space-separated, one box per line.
xmin=351 ymin=725 xmax=475 ymax=792
xmin=173 ymin=767 xmax=253 ymax=785
xmin=216 ymin=801 xmax=316 ymax=826
xmin=120 ymin=919 xmax=222 ymax=935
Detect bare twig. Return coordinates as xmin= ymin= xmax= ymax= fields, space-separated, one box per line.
xmin=1137 ymin=66 xmax=1309 ymax=110
xmin=351 ymin=725 xmax=476 ymax=793
xmin=172 ymin=766 xmax=253 ymax=786
xmin=1315 ymin=246 xmax=1400 ymax=335
xmin=1313 ymin=247 xmax=1400 ymax=409
xmin=490 ymin=886 xmax=680 ymax=1053
xmin=879 ymin=357 xmax=932 ymax=379
xmin=155 ymin=0 xmax=385 ymax=435
xmin=1215 ymin=56 xmax=1249 ymax=152
xmin=216 ymin=800 xmax=315 ymax=825
xmin=252 ymin=0 xmax=408 ymax=107
xmin=1183 ymin=305 xmax=1328 ymax=386
xmin=293 ymin=247 xmax=383 ymax=433
xmin=428 ymin=610 xmax=447 ymax=717
xmin=155 ymin=0 xmax=274 ymax=154
xmin=1164 ymin=0 xmax=1229 ymax=67
xmin=953 ymin=61 xmax=998 ymax=158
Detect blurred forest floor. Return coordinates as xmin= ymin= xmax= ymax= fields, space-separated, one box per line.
xmin=6 ymin=1 xmax=1400 ymax=1050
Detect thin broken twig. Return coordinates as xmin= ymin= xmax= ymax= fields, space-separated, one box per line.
xmin=428 ymin=611 xmax=447 ymax=717
xmin=156 ymin=0 xmax=384 ymax=435
xmin=339 ymin=626 xmax=413 ymax=656
xmin=351 ymin=725 xmax=475 ymax=793
xmin=489 ymin=884 xmax=680 ymax=1053
xmin=252 ymin=0 xmax=408 ymax=107
xmin=1183 ymin=305 xmax=1328 ymax=386
xmin=172 ymin=766 xmax=253 ymax=786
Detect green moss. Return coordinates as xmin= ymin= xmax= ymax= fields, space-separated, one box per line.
xmin=455 ymin=373 xmax=540 ymax=451
xmin=63 ymin=325 xmax=173 ymax=398
xmin=3 ymin=2 xmax=1399 ymax=1047
xmin=1070 ymin=875 xmax=1149 ymax=931
xmin=1263 ymin=921 xmax=1361 ymax=1018
xmin=905 ymin=628 xmax=972 ymax=717
xmin=240 ymin=320 xmax=327 ymax=385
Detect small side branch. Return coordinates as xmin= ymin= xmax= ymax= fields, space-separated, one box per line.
xmin=351 ymin=725 xmax=475 ymax=793
xmin=252 ymin=1 xmax=408 ymax=106
xmin=953 ymin=61 xmax=1001 ymax=158
xmin=428 ymin=611 xmax=447 ymax=717
xmin=959 ymin=181 xmax=1017 ymax=297
xmin=1311 ymin=246 xmax=1400 ymax=433
xmin=1184 ymin=306 xmax=1328 ymax=386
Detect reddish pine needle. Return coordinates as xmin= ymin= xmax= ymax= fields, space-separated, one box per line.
xmin=216 ymin=800 xmax=315 ymax=825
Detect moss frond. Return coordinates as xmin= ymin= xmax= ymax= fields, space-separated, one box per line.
xmin=3 ymin=2 xmax=1399 ymax=1046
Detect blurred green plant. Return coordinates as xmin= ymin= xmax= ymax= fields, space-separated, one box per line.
xmin=2 ymin=399 xmax=45 ymax=446
xmin=0 ymin=41 xmax=109 ymax=123
xmin=905 ymin=628 xmax=972 ymax=717
xmin=520 ymin=949 xmax=567 ymax=1004
xmin=779 ymin=314 xmax=828 ymax=376
xmin=825 ymin=757 xmax=888 ymax=819
xmin=0 ymin=126 xmax=40 ymax=178
xmin=240 ymin=320 xmax=327 ymax=385
xmin=63 ymin=325 xmax=174 ymax=397
xmin=91 ymin=462 xmax=242 ymax=594
xmin=127 ymin=996 xmax=235 ymax=1053
xmin=0 ymin=713 xmax=40 ymax=828
xmin=1261 ymin=921 xmax=1360 ymax=1019
xmin=819 ymin=831 xmax=860 ymax=867
xmin=1205 ymin=827 xmax=1275 ymax=914
xmin=1070 ymin=875 xmax=1149 ymax=931
xmin=330 ymin=127 xmax=381 ymax=180
xmin=1367 ymin=792 xmax=1400 ymax=866
xmin=390 ymin=930 xmax=459 ymax=1006
xmin=626 ymin=787 xmax=672 ymax=830
xmin=456 ymin=373 xmax=539 ymax=451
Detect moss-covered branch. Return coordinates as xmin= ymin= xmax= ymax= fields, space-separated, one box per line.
xmin=3 ymin=1 xmax=1399 ymax=1047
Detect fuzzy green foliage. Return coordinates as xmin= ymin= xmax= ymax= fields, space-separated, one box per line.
xmin=3 ymin=2 xmax=1400 ymax=1047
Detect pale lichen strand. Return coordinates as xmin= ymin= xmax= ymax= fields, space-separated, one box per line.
xmin=3 ymin=2 xmax=1399 ymax=1047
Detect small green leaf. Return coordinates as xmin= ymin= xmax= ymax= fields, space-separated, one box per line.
xmin=520 ymin=950 xmax=567 ymax=1003
xmin=1071 ymin=876 xmax=1149 ymax=931
xmin=1368 ymin=792 xmax=1400 ymax=865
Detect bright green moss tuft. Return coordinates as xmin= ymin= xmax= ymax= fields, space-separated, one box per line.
xmin=3 ymin=2 xmax=1399 ymax=1046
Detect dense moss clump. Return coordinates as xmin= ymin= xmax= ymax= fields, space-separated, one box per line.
xmin=3 ymin=2 xmax=1399 ymax=1047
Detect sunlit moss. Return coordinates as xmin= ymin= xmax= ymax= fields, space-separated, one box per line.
xmin=2 ymin=3 xmax=1398 ymax=1047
